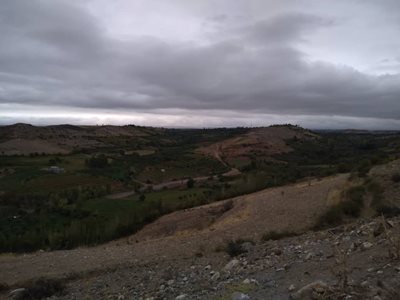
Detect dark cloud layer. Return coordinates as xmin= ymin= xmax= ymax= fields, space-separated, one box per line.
xmin=0 ymin=0 xmax=400 ymax=127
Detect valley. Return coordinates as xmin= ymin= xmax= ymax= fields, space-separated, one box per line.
xmin=1 ymin=124 xmax=400 ymax=299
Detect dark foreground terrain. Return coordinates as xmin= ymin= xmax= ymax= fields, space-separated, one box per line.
xmin=2 ymin=217 xmax=400 ymax=299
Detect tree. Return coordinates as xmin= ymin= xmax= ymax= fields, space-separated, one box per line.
xmin=186 ymin=178 xmax=195 ymax=188
xmin=357 ymin=159 xmax=371 ymax=177
xmin=86 ymin=154 xmax=109 ymax=169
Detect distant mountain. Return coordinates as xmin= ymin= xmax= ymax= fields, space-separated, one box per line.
xmin=0 ymin=123 xmax=316 ymax=157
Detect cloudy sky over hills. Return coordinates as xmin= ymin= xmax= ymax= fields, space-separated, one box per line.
xmin=1 ymin=0 xmax=400 ymax=128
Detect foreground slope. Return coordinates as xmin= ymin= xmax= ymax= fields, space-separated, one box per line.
xmin=51 ymin=217 xmax=400 ymax=300
xmin=0 ymin=173 xmax=347 ymax=285
xmin=133 ymin=175 xmax=347 ymax=242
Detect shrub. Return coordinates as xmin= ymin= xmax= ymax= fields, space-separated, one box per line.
xmin=86 ymin=154 xmax=109 ymax=169
xmin=316 ymin=206 xmax=344 ymax=228
xmin=337 ymin=162 xmax=351 ymax=173
xmin=376 ymin=205 xmax=400 ymax=217
xmin=0 ymin=282 xmax=9 ymax=292
xmin=19 ymin=278 xmax=66 ymax=300
xmin=341 ymin=200 xmax=362 ymax=217
xmin=392 ymin=173 xmax=400 ymax=183
xmin=262 ymin=231 xmax=297 ymax=242
xmin=186 ymin=178 xmax=195 ymax=188
xmin=315 ymin=185 xmax=365 ymax=229
xmin=344 ymin=186 xmax=365 ymax=217
xmin=225 ymin=240 xmax=246 ymax=257
xmin=366 ymin=180 xmax=384 ymax=207
xmin=356 ymin=160 xmax=371 ymax=177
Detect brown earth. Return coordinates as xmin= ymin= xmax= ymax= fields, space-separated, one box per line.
xmin=197 ymin=126 xmax=317 ymax=165
xmin=0 ymin=139 xmax=69 ymax=156
xmin=134 ymin=174 xmax=348 ymax=242
xmin=0 ymin=123 xmax=152 ymax=155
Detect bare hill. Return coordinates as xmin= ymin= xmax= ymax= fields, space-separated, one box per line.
xmin=0 ymin=123 xmax=154 ymax=155
xmin=197 ymin=125 xmax=318 ymax=165
xmin=134 ymin=174 xmax=348 ymax=242
xmin=0 ymin=139 xmax=69 ymax=156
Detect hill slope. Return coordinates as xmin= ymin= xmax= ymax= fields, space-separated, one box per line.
xmin=197 ymin=125 xmax=317 ymax=166
xmin=0 ymin=123 xmax=153 ymax=155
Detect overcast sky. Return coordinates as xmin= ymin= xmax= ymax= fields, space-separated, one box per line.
xmin=1 ymin=0 xmax=400 ymax=129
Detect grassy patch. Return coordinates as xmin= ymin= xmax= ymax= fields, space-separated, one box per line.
xmin=365 ymin=179 xmax=384 ymax=208
xmin=136 ymin=152 xmax=228 ymax=183
xmin=314 ymin=185 xmax=366 ymax=229
xmin=126 ymin=188 xmax=213 ymax=211
xmin=24 ymin=174 xmax=116 ymax=193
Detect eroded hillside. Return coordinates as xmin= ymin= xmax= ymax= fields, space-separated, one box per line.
xmin=198 ymin=125 xmax=317 ymax=164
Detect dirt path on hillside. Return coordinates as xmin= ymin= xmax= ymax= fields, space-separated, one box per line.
xmin=106 ymin=167 xmax=241 ymax=199
xmin=0 ymin=174 xmax=348 ymax=287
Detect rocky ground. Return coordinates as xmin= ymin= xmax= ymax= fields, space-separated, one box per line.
xmin=4 ymin=216 xmax=400 ymax=300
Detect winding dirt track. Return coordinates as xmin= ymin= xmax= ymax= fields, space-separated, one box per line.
xmin=106 ymin=167 xmax=241 ymax=199
xmin=0 ymin=174 xmax=348 ymax=286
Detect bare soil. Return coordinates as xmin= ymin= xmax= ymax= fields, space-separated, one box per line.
xmin=197 ymin=126 xmax=317 ymax=165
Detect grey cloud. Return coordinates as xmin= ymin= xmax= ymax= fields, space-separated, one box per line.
xmin=240 ymin=13 xmax=332 ymax=46
xmin=0 ymin=0 xmax=400 ymax=127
